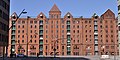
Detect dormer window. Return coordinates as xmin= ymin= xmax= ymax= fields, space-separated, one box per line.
xmin=94 ymin=14 xmax=98 ymax=19
xmin=12 ymin=14 xmax=17 ymax=19
xmin=40 ymin=14 xmax=43 ymax=18
xmin=67 ymin=14 xmax=70 ymax=18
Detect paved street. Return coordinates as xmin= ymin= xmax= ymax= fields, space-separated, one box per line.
xmin=0 ymin=56 xmax=120 ymax=60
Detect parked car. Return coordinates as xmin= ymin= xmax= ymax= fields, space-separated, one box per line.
xmin=16 ymin=54 xmax=27 ymax=57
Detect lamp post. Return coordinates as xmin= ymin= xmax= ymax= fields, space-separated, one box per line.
xmin=9 ymin=9 xmax=27 ymax=30
xmin=26 ymin=24 xmax=38 ymax=57
xmin=8 ymin=9 xmax=27 ymax=58
xmin=51 ymin=38 xmax=66 ymax=57
xmin=102 ymin=46 xmax=105 ymax=55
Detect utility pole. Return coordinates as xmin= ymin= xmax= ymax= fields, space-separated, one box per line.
xmin=26 ymin=16 xmax=29 ymax=56
xmin=8 ymin=9 xmax=27 ymax=58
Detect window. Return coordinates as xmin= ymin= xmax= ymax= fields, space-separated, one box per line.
xmin=106 ymin=39 xmax=108 ymax=42
xmin=62 ymin=52 xmax=64 ymax=55
xmin=85 ymin=25 xmax=87 ymax=28
xmin=35 ymin=25 xmax=37 ymax=28
xmin=46 ymin=46 xmax=47 ymax=49
xmin=106 ymin=35 xmax=108 ymax=37
xmin=77 ymin=35 xmax=79 ymax=38
xmin=77 ymin=40 xmax=79 ymax=43
xmin=105 ymin=25 xmax=108 ymax=28
xmin=111 ymin=35 xmax=113 ymax=38
xmin=22 ymin=30 xmax=24 ymax=33
xmin=34 ymin=30 xmax=36 ymax=33
xmin=100 ymin=20 xmax=102 ymax=23
xmin=61 ymin=20 xmax=64 ymax=24
xmin=73 ymin=25 xmax=75 ymax=28
xmin=51 ymin=21 xmax=53 ymax=24
xmin=34 ymin=21 xmax=37 ymax=24
xmin=22 ymin=25 xmax=24 ymax=28
xmin=73 ymin=20 xmax=75 ymax=24
xmin=51 ymin=25 xmax=53 ymax=28
xmin=56 ymin=25 xmax=58 ymax=28
xmin=85 ymin=21 xmax=87 ymax=23
xmin=22 ymin=40 xmax=24 ymax=43
xmin=62 ymin=46 xmax=64 ymax=49
xmin=62 ymin=25 xmax=64 ymax=28
xmin=30 ymin=25 xmax=32 ymax=28
xmin=89 ymin=21 xmax=91 ymax=23
xmin=77 ymin=21 xmax=79 ymax=24
xmin=100 ymin=25 xmax=102 ymax=28
xmin=90 ymin=35 xmax=91 ymax=38
xmin=111 ymin=39 xmax=113 ymax=42
xmin=56 ymin=21 xmax=58 ymax=24
xmin=77 ymin=25 xmax=79 ymax=28
xmin=30 ymin=21 xmax=33 ymax=24
xmin=77 ymin=30 xmax=79 ymax=33
xmin=105 ymin=21 xmax=107 ymax=23
xmin=111 ymin=30 xmax=113 ymax=33
xmin=18 ymin=21 xmax=21 ymax=24
xmin=35 ymin=35 xmax=36 ymax=38
xmin=57 ymin=46 xmax=59 ymax=49
xmin=34 ymin=40 xmax=36 ymax=43
xmin=18 ymin=35 xmax=20 ymax=38
xmin=68 ymin=15 xmax=70 ymax=18
xmin=46 ymin=21 xmax=48 ymax=24
xmin=85 ymin=30 xmax=87 ymax=33
xmin=73 ymin=30 xmax=75 ymax=33
xmin=30 ymin=40 xmax=32 ymax=43
xmin=110 ymin=25 xmax=113 ymax=28
xmin=30 ymin=30 xmax=32 ymax=33
xmin=62 ymin=30 xmax=64 ymax=33
xmin=89 ymin=25 xmax=91 ymax=28
xmin=51 ymin=30 xmax=53 ymax=33
xmin=22 ymin=21 xmax=25 ymax=24
xmin=46 ymin=40 xmax=48 ymax=43
xmin=46 ymin=30 xmax=48 ymax=33
xmin=31 ymin=35 xmax=32 ymax=38
xmin=22 ymin=35 xmax=24 ymax=38
xmin=18 ymin=25 xmax=20 ymax=28
xmin=106 ymin=30 xmax=108 ymax=33
xmin=106 ymin=46 xmax=109 ymax=49
xmin=62 ymin=35 xmax=64 ymax=38
xmin=46 ymin=25 xmax=48 ymax=28
xmin=18 ymin=30 xmax=20 ymax=33
xmin=89 ymin=30 xmax=91 ymax=33
xmin=18 ymin=40 xmax=20 ymax=43
xmin=111 ymin=46 xmax=114 ymax=49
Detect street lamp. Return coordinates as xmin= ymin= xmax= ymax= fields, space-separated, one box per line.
xmin=26 ymin=30 xmax=38 ymax=57
xmin=101 ymin=46 xmax=105 ymax=55
xmin=9 ymin=9 xmax=27 ymax=30
xmin=50 ymin=38 xmax=66 ymax=57
xmin=8 ymin=9 xmax=27 ymax=58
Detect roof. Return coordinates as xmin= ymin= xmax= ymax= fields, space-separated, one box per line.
xmin=50 ymin=4 xmax=60 ymax=11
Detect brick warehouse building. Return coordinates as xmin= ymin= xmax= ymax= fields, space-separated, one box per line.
xmin=8 ymin=4 xmax=119 ymax=57
xmin=0 ymin=0 xmax=10 ymax=57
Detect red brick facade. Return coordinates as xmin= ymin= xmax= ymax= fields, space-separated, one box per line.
xmin=8 ymin=4 xmax=119 ymax=57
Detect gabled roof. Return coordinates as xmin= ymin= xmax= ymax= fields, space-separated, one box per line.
xmin=50 ymin=4 xmax=60 ymax=11
xmin=11 ymin=12 xmax=18 ymax=17
xmin=37 ymin=12 xmax=46 ymax=18
xmin=102 ymin=9 xmax=115 ymax=16
xmin=64 ymin=12 xmax=73 ymax=17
